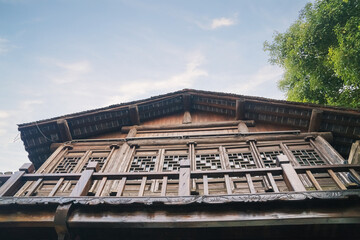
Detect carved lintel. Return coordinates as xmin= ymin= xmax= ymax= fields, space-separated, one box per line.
xmin=57 ymin=119 xmax=72 ymax=142
xmin=235 ymin=99 xmax=246 ymax=120
xmin=129 ymin=105 xmax=140 ymax=125
xmin=1 ymin=190 xmax=359 ymax=206
xmin=308 ymin=109 xmax=323 ymax=132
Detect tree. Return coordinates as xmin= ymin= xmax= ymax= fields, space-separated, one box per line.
xmin=264 ymin=0 xmax=360 ymax=108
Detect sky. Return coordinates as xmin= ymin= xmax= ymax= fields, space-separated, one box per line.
xmin=0 ymin=0 xmax=310 ymax=171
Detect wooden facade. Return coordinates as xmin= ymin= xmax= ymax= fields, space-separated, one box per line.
xmin=0 ymin=89 xmax=360 ymax=239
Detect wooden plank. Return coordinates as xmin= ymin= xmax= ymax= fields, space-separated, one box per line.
xmin=57 ymin=119 xmax=72 ymax=141
xmin=138 ymin=176 xmax=147 ymax=196
xmin=116 ymin=177 xmax=127 ymax=197
xmin=127 ymin=128 xmax=137 ymax=138
xmin=122 ymin=120 xmax=255 ymax=132
xmin=48 ymin=178 xmax=64 ymax=197
xmin=266 ymin=173 xmax=279 ymax=193
xmin=224 ymin=175 xmax=232 ymax=194
xmin=182 ymin=111 xmax=192 ymax=124
xmin=178 ymin=159 xmax=191 ymax=196
xmin=306 ymin=170 xmax=322 ymax=190
xmin=203 ymin=175 xmax=209 ymax=195
xmin=161 ymin=176 xmax=168 ymax=196
xmin=328 ymin=169 xmax=347 ymax=190
xmin=0 ymin=163 xmax=33 ymax=197
xmin=70 ymin=162 xmax=99 ymax=197
xmin=277 ymin=155 xmax=306 ymax=192
xmin=308 ymin=109 xmax=323 ymax=132
xmin=25 ymin=178 xmax=43 ymax=196
xmin=245 ymin=173 xmax=256 ymax=193
xmin=312 ymin=136 xmax=345 ymax=164
xmin=238 ymin=122 xmax=249 ymax=133
xmin=129 ymin=105 xmax=140 ymax=125
xmin=95 ymin=177 xmax=107 ymax=197
xmin=235 ymin=99 xmax=246 ymax=120
xmin=349 ymin=169 xmax=360 ymax=183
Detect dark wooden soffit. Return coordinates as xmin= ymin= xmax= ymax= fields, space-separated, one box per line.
xmin=16 ymin=89 xmax=360 ymax=168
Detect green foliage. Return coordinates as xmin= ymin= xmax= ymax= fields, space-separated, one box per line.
xmin=264 ymin=0 xmax=360 ymax=108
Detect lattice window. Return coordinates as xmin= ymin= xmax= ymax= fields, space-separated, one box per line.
xmin=228 ymin=152 xmax=256 ymax=169
xmin=81 ymin=155 xmax=108 ymax=172
xmin=162 ymin=155 xmax=187 ymax=172
xmin=291 ymin=149 xmax=326 ymax=166
xmin=54 ymin=156 xmax=81 ymax=173
xmin=129 ymin=156 xmax=157 ymax=172
xmin=195 ymin=154 xmax=222 ymax=170
xmin=260 ymin=151 xmax=283 ymax=168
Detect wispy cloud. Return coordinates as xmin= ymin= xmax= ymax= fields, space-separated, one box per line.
xmin=0 ymin=38 xmax=10 ymax=55
xmin=106 ymin=52 xmax=207 ymax=104
xmin=227 ymin=65 xmax=283 ymax=95
xmin=210 ymin=17 xmax=235 ymax=29
xmin=43 ymin=59 xmax=92 ymax=84
xmin=0 ymin=110 xmax=10 ymax=119
xmin=196 ymin=16 xmax=237 ymax=30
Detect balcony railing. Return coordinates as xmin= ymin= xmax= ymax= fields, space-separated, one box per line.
xmin=1 ymin=155 xmax=359 ymax=205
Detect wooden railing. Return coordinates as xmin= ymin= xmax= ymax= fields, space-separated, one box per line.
xmin=1 ymin=155 xmax=360 ymax=199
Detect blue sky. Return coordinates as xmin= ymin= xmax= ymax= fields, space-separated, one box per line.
xmin=0 ymin=0 xmax=310 ymax=171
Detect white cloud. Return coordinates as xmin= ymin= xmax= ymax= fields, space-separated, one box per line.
xmin=44 ymin=59 xmax=92 ymax=84
xmin=210 ymin=18 xmax=235 ymax=29
xmin=106 ymin=52 xmax=207 ymax=104
xmin=0 ymin=110 xmax=10 ymax=119
xmin=227 ymin=65 xmax=283 ymax=95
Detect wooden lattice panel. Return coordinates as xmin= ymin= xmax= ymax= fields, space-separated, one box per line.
xmin=228 ymin=152 xmax=256 ymax=169
xmin=53 ymin=155 xmax=82 ymax=173
xmin=195 ymin=154 xmax=222 ymax=170
xmin=129 ymin=156 xmax=157 ymax=172
xmin=162 ymin=155 xmax=187 ymax=172
xmin=81 ymin=151 xmax=110 ymax=172
xmin=260 ymin=151 xmax=283 ymax=168
xmin=291 ymin=149 xmax=326 ymax=166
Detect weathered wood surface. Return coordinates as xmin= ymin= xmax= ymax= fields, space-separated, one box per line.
xmin=277 ymin=155 xmax=306 ymax=192
xmin=308 ymin=109 xmax=323 ymax=132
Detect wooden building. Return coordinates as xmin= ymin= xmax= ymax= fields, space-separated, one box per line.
xmin=0 ymin=89 xmax=360 ymax=239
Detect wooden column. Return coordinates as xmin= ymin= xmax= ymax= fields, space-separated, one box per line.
xmin=276 ymin=155 xmax=306 ymax=192
xmin=178 ymin=159 xmax=191 ymax=196
xmin=308 ymin=109 xmax=323 ymax=132
xmin=0 ymin=163 xmax=34 ymax=197
xmin=129 ymin=105 xmax=140 ymax=125
xmin=70 ymin=161 xmax=99 ymax=197
xmin=57 ymin=119 xmax=72 ymax=142
xmin=235 ymin=99 xmax=246 ymax=120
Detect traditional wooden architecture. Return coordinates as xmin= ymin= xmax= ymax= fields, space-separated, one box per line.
xmin=0 ymin=89 xmax=360 ymax=240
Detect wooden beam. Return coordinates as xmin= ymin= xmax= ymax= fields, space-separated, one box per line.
xmin=122 ymin=120 xmax=255 ymax=132
xmin=129 ymin=105 xmax=140 ymax=125
xmin=57 ymin=119 xmax=72 ymax=142
xmin=70 ymin=162 xmax=99 ymax=197
xmin=308 ymin=109 xmax=323 ymax=132
xmin=183 ymin=93 xmax=192 ymax=111
xmin=276 ymin=155 xmax=306 ymax=192
xmin=182 ymin=111 xmax=192 ymax=124
xmin=235 ymin=99 xmax=246 ymax=120
xmin=0 ymin=163 xmax=34 ymax=197
xmin=178 ymin=159 xmax=191 ymax=196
